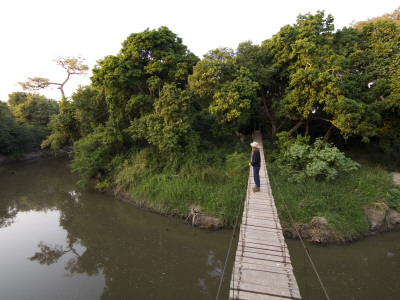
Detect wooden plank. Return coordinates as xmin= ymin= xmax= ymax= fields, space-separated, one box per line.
xmin=241 ymin=220 xmax=282 ymax=230
xmin=235 ymin=261 xmax=295 ymax=275
xmin=235 ymin=251 xmax=292 ymax=264
xmin=238 ymin=227 xmax=284 ymax=239
xmin=230 ymin=290 xmax=297 ymax=300
xmin=239 ymin=230 xmax=284 ymax=242
xmin=237 ymin=244 xmax=291 ymax=258
xmin=238 ymin=229 xmax=284 ymax=239
xmin=231 ymin=281 xmax=301 ymax=299
xmin=232 ymin=268 xmax=298 ymax=288
xmin=237 ymin=241 xmax=290 ymax=253
xmin=232 ymin=257 xmax=294 ymax=274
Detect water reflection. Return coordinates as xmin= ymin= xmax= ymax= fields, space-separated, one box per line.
xmin=0 ymin=157 xmax=234 ymax=300
xmin=29 ymin=241 xmax=70 ymax=265
xmin=0 ymin=206 xmax=17 ymax=228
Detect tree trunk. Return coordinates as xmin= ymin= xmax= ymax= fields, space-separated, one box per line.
xmin=305 ymin=119 xmax=309 ymax=136
xmin=323 ymin=124 xmax=335 ymax=143
xmin=259 ymin=91 xmax=279 ymax=138
xmin=235 ymin=131 xmax=245 ymax=144
xmin=288 ymin=121 xmax=304 ymax=136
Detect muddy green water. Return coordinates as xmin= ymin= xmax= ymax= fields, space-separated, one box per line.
xmin=286 ymin=232 xmax=400 ymax=300
xmin=0 ymin=157 xmax=234 ymax=300
xmin=1 ymin=157 xmax=399 ymax=299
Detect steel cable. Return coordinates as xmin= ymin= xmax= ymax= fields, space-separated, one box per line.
xmin=215 ymin=172 xmax=249 ymax=300
xmin=269 ymin=168 xmax=331 ymax=300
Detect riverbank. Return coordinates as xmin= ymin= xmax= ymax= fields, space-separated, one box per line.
xmin=108 ymin=170 xmax=400 ymax=245
xmin=0 ymin=146 xmax=73 ymax=165
xmin=88 ymin=139 xmax=400 ymax=244
xmin=106 ymin=188 xmax=223 ymax=230
xmin=270 ymin=162 xmax=400 ymax=244
xmin=4 ymin=146 xmax=400 ymax=245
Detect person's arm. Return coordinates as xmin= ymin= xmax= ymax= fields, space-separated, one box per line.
xmin=250 ymin=152 xmax=256 ymax=166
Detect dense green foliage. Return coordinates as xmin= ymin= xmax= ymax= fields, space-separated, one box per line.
xmin=42 ymin=86 xmax=108 ymax=153
xmin=0 ymin=93 xmax=58 ymax=155
xmin=274 ymin=133 xmax=360 ymax=182
xmin=0 ymin=102 xmax=34 ymax=155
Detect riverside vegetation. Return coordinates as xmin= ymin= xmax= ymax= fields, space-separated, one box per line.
xmin=1 ymin=10 xmax=400 ymax=243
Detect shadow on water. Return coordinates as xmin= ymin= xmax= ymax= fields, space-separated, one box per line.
xmin=0 ymin=156 xmax=236 ymax=300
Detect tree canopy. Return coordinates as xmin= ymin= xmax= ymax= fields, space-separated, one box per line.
xmin=0 ymin=92 xmax=58 ymax=155
xmin=19 ymin=56 xmax=88 ymax=100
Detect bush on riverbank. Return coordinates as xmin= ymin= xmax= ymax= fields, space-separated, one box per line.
xmin=0 ymin=93 xmax=59 ymax=156
xmin=269 ymin=158 xmax=400 ymax=242
xmin=274 ymin=133 xmax=361 ymax=182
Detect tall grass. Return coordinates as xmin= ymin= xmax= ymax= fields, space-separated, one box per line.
xmin=113 ymin=139 xmax=251 ymax=226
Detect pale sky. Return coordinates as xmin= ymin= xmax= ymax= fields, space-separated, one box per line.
xmin=0 ymin=0 xmax=398 ymax=102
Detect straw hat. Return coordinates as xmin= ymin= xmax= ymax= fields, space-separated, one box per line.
xmin=250 ymin=142 xmax=260 ymax=148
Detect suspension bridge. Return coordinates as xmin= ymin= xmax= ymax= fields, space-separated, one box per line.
xmin=229 ymin=131 xmax=301 ymax=299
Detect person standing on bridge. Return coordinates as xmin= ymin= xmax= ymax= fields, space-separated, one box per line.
xmin=250 ymin=142 xmax=261 ymax=192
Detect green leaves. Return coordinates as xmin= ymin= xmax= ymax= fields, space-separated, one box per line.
xmin=189 ymin=48 xmax=258 ymax=135
xmin=275 ymin=134 xmax=360 ymax=182
xmin=129 ymin=83 xmax=197 ymax=153
xmin=91 ymin=26 xmax=199 ymax=128
xmin=209 ymin=67 xmax=258 ymax=131
xmin=0 ymin=102 xmax=35 ymax=155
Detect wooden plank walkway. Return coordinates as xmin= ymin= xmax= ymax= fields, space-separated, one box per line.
xmin=229 ymin=131 xmax=301 ymax=300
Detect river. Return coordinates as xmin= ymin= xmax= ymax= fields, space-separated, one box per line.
xmin=287 ymin=232 xmax=400 ymax=299
xmin=0 ymin=156 xmax=234 ymax=299
xmin=0 ymin=156 xmax=399 ymax=299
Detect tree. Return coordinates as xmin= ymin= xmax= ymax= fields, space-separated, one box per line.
xmin=253 ymin=11 xmax=400 ymax=145
xmin=236 ymin=41 xmax=288 ymax=138
xmin=7 ymin=92 xmax=59 ymax=144
xmin=208 ymin=67 xmax=258 ymax=134
xmin=129 ymin=83 xmax=198 ymax=153
xmin=265 ymin=12 xmax=344 ymax=139
xmin=66 ymin=27 xmax=200 ymax=184
xmin=91 ymin=26 xmax=199 ymax=128
xmin=41 ymin=86 xmax=108 ymax=152
xmin=333 ymin=18 xmax=400 ymax=147
xmin=19 ymin=56 xmax=88 ymax=100
xmin=189 ymin=47 xmax=258 ymax=136
xmin=352 ymin=7 xmax=400 ymax=28
xmin=0 ymin=102 xmax=35 ymax=155
xmin=8 ymin=92 xmax=59 ymax=126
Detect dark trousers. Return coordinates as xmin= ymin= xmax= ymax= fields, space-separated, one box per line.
xmin=253 ymin=166 xmax=260 ymax=187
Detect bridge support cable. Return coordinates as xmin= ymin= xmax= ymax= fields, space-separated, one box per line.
xmin=268 ymin=170 xmax=331 ymax=300
xmin=215 ymin=174 xmax=249 ymax=300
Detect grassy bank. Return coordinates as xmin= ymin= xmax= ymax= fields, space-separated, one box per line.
xmin=268 ymin=158 xmax=400 ymax=241
xmin=111 ymin=139 xmax=250 ymax=226
xmin=94 ymin=132 xmax=399 ymax=241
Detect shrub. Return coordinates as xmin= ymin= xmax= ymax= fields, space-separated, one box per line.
xmin=275 ymin=133 xmax=360 ymax=182
xmin=70 ymin=124 xmax=123 ymax=185
xmin=0 ymin=103 xmax=35 ymax=155
xmin=0 ymin=121 xmax=35 ymax=155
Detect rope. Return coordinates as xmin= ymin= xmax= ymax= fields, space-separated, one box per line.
xmin=303 ymin=246 xmax=309 ymax=299
xmin=268 ymin=169 xmax=331 ymax=300
xmin=215 ymin=174 xmax=249 ymax=300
